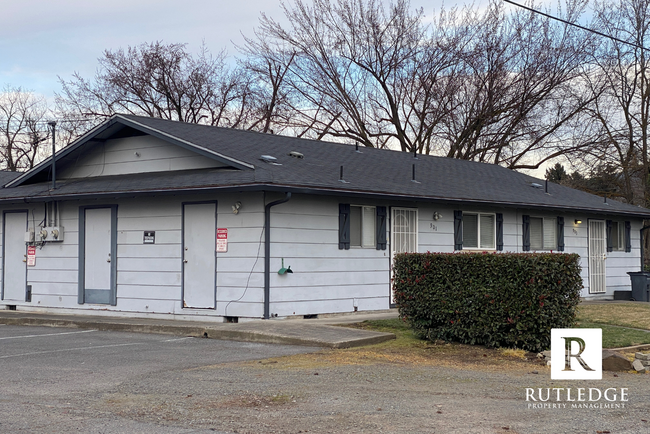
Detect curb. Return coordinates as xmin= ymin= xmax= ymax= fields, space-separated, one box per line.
xmin=0 ymin=314 xmax=396 ymax=349
xmin=609 ymin=344 xmax=650 ymax=352
xmin=203 ymin=328 xmax=395 ymax=349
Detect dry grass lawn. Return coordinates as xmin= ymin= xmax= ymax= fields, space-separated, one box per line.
xmin=238 ymin=319 xmax=545 ymax=373
xmin=578 ymin=302 xmax=650 ymax=330
xmin=237 ymin=304 xmax=650 ymax=373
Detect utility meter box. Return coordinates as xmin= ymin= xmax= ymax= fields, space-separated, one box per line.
xmin=39 ymin=226 xmax=64 ymax=242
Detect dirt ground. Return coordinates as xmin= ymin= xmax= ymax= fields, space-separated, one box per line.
xmin=95 ymin=343 xmax=649 ymax=434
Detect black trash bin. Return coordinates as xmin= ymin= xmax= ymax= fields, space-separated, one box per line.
xmin=627 ymin=272 xmax=650 ymax=302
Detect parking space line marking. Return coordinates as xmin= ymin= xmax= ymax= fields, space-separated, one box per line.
xmin=0 ymin=342 xmax=142 ymax=359
xmin=0 ymin=329 xmax=97 ymax=340
xmin=161 ymin=337 xmax=194 ymax=342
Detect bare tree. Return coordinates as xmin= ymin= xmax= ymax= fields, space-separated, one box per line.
xmin=246 ymin=0 xmax=594 ymax=169
xmin=237 ymin=31 xmax=297 ymax=135
xmin=438 ymin=0 xmax=595 ymax=169
xmin=50 ymin=1 xmax=614 ymax=177
xmin=57 ymin=41 xmax=257 ymax=129
xmin=249 ymin=0 xmax=463 ymax=152
xmin=579 ymin=0 xmax=650 ymax=206
xmin=0 ymin=86 xmax=51 ymax=171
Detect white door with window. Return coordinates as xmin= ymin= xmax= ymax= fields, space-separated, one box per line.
xmin=391 ymin=208 xmax=418 ymax=303
xmin=588 ymin=220 xmax=607 ymax=294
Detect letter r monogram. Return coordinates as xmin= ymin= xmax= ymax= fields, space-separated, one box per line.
xmin=551 ymin=329 xmax=601 ymax=380
xmin=562 ymin=337 xmax=595 ymax=371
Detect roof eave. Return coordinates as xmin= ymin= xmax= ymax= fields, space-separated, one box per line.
xmin=2 ymin=182 xmax=648 ymax=218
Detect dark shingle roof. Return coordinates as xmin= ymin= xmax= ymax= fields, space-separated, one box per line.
xmin=0 ymin=171 xmax=22 ymax=185
xmin=2 ymin=114 xmax=649 ymax=217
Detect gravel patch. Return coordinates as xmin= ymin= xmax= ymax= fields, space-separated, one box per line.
xmin=1 ymin=325 xmax=647 ymax=433
xmin=93 ymin=357 xmax=649 ymax=433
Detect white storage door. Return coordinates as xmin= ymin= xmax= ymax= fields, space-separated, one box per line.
xmin=3 ymin=212 xmax=27 ymax=301
xmin=183 ymin=203 xmax=216 ymax=309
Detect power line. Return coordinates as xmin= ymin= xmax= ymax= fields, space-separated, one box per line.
xmin=503 ymin=0 xmax=649 ymax=52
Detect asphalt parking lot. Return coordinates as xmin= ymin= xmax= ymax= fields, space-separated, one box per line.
xmin=3 ymin=323 xmax=650 ymax=434
xmin=0 ymin=324 xmax=317 ymax=433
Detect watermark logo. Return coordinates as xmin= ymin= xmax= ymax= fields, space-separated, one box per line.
xmin=551 ymin=328 xmax=602 ymax=380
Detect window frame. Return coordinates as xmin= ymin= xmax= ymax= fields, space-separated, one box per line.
xmin=462 ymin=212 xmax=496 ymax=250
xmin=611 ymin=221 xmax=625 ymax=251
xmin=350 ymin=205 xmax=376 ymax=249
xmin=529 ymin=216 xmax=557 ymax=251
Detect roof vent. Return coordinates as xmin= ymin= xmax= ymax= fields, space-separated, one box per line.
xmin=531 ymin=183 xmax=543 ymax=189
xmin=260 ymin=155 xmax=282 ymax=165
xmin=288 ymin=151 xmax=304 ymax=159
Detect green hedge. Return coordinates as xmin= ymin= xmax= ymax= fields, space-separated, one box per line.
xmin=393 ymin=252 xmax=582 ymax=352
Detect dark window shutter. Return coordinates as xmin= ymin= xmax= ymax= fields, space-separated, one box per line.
xmin=522 ymin=215 xmax=530 ymax=252
xmin=454 ymin=210 xmax=463 ymax=250
xmin=496 ymin=213 xmax=503 ymax=251
xmin=625 ymin=221 xmax=632 ymax=253
xmin=339 ymin=204 xmax=350 ymax=250
xmin=606 ymin=220 xmax=613 ymax=252
xmin=557 ymin=216 xmax=565 ymax=252
xmin=376 ymin=206 xmax=387 ymax=250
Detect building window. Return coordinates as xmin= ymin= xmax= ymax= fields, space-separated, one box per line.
xmin=463 ymin=213 xmax=495 ymax=249
xmin=530 ymin=217 xmax=556 ymax=250
xmin=350 ymin=205 xmax=376 ymax=248
xmin=611 ymin=221 xmax=625 ymax=251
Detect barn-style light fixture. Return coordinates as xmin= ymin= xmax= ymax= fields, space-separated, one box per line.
xmin=278 ymin=258 xmax=293 ymax=275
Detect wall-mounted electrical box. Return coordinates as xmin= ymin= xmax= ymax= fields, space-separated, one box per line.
xmin=38 ymin=226 xmax=64 ymax=242
xmin=24 ymin=229 xmax=35 ymax=244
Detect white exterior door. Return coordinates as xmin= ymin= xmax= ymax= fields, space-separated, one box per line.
xmin=182 ymin=202 xmax=216 ymax=309
xmin=391 ymin=208 xmax=418 ymax=255
xmin=390 ymin=208 xmax=418 ymax=303
xmin=3 ymin=212 xmax=27 ymax=302
xmin=589 ymin=220 xmax=607 ymax=294
xmin=83 ymin=207 xmax=115 ymax=304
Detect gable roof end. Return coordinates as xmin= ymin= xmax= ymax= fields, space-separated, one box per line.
xmin=5 ymin=114 xmax=254 ymax=188
xmin=114 ymin=115 xmax=254 ymax=170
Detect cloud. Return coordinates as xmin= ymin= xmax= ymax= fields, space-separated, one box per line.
xmin=0 ymin=0 xmax=284 ymax=97
xmin=0 ymin=0 xmax=563 ymax=99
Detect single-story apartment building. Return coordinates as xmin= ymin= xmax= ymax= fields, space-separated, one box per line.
xmin=0 ymin=114 xmax=648 ymax=320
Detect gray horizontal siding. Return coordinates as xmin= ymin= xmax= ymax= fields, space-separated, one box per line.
xmin=267 ymin=195 xmax=390 ymax=316
xmin=59 ymin=135 xmax=225 ymax=179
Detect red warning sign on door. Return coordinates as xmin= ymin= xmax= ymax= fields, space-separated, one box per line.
xmin=216 ymin=228 xmax=228 ymax=253
xmin=27 ymin=246 xmax=36 ymax=266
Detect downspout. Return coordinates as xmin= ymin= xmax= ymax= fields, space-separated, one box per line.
xmin=264 ymin=192 xmax=292 ymax=319
xmin=641 ymin=225 xmax=650 ymax=271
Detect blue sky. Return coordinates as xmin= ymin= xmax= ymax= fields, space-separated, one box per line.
xmin=0 ymin=0 xmax=522 ymax=100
